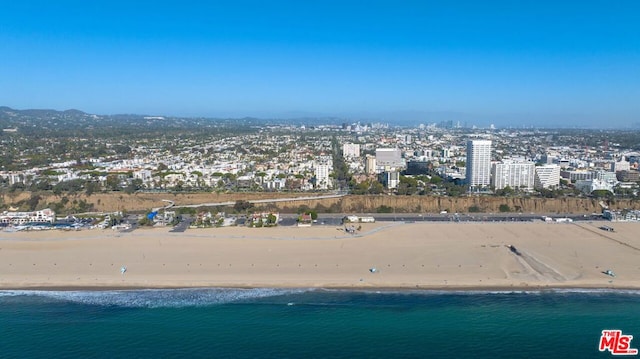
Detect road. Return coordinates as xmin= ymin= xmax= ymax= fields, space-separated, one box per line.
xmin=276 ymin=212 xmax=605 ymax=227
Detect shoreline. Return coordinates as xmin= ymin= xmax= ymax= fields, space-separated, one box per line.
xmin=2 ymin=284 xmax=640 ymax=291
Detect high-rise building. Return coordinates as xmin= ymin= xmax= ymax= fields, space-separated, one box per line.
xmin=342 ymin=143 xmax=360 ymax=158
xmin=491 ymin=160 xmax=535 ymax=190
xmin=314 ymin=156 xmax=333 ymax=190
xmin=365 ymin=155 xmax=377 ymax=174
xmin=315 ymin=164 xmax=332 ymax=190
xmin=378 ymin=171 xmax=400 ymax=189
xmin=465 ymin=140 xmax=492 ymax=188
xmin=534 ymin=164 xmax=561 ymax=189
xmin=375 ymin=148 xmax=403 ymax=167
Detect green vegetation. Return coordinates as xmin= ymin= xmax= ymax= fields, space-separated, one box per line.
xmin=376 ymin=205 xmax=393 ymax=213
xmin=351 ymin=180 xmax=384 ymax=195
xmin=468 ymin=205 xmax=482 ymax=213
xmin=233 ymin=200 xmax=254 ymax=213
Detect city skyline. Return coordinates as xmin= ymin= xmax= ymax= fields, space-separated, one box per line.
xmin=1 ymin=1 xmax=638 ymax=128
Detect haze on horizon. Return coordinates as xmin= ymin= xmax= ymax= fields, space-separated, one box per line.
xmin=1 ymin=1 xmax=638 ymax=128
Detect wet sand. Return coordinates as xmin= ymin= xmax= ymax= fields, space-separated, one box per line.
xmin=1 ymin=221 xmax=639 ymax=290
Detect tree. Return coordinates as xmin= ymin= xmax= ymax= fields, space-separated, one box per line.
xmin=468 ymin=205 xmax=482 ymax=213
xmin=125 ymin=178 xmax=143 ymax=194
xmin=376 ymin=205 xmax=393 ymax=213
xmin=26 ymin=194 xmax=41 ymax=211
xmin=85 ymin=181 xmax=101 ymax=196
xmin=105 ymin=174 xmax=120 ymax=191
xmin=495 ymin=186 xmax=514 ymax=196
xmin=499 ymin=204 xmax=511 ymax=212
xmin=233 ymin=200 xmax=253 ymax=213
xmin=445 ymin=183 xmax=468 ymax=197
xmin=307 ymin=210 xmax=318 ymax=220
xmin=266 ymin=213 xmax=277 ymax=226
xmin=30 ymin=179 xmax=52 ymax=192
xmin=397 ymin=176 xmax=419 ymax=195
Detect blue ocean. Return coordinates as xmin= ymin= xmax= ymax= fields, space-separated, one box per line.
xmin=2 ymin=288 xmax=638 ymax=358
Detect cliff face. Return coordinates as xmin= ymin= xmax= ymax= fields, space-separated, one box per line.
xmin=269 ymin=196 xmax=638 ymax=214
xmin=324 ymin=196 xmax=608 ymax=214
xmin=2 ymin=192 xmax=638 ymax=214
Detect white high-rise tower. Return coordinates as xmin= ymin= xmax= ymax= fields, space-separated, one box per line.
xmin=466 ymin=140 xmax=492 ymax=189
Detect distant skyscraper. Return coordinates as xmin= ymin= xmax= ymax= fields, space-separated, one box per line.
xmin=466 ymin=140 xmax=492 ymax=189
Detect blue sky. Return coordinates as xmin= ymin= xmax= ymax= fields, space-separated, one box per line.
xmin=1 ymin=1 xmax=638 ymax=127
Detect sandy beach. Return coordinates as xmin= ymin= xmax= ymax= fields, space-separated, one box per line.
xmin=1 ymin=221 xmax=639 ymax=290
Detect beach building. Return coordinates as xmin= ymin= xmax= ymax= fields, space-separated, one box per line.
xmin=0 ymin=208 xmax=56 ymax=225
xmin=465 ymin=140 xmax=492 ymax=189
xmin=250 ymin=212 xmax=279 ymax=227
xmin=297 ymin=213 xmax=312 ymax=227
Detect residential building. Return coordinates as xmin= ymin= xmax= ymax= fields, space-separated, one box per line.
xmin=378 ymin=171 xmax=400 ymax=189
xmin=593 ymin=170 xmax=618 ymax=185
xmin=314 ymin=163 xmax=332 ymax=190
xmin=617 ymin=170 xmax=640 ymax=182
xmin=491 ymin=160 xmax=535 ymax=190
xmin=465 ymin=140 xmax=492 ymax=189
xmin=560 ymin=170 xmax=593 ymax=183
xmin=342 ymin=143 xmax=360 ymax=158
xmin=575 ymin=178 xmax=615 ymax=194
xmin=611 ymin=158 xmax=631 ymax=172
xmin=406 ymin=160 xmax=430 ymax=175
xmin=534 ymin=164 xmax=561 ymax=189
xmin=375 ymin=148 xmax=403 ymax=168
xmin=364 ymin=155 xmax=376 ymax=175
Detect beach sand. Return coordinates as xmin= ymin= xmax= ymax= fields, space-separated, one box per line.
xmin=1 ymin=221 xmax=639 ymax=290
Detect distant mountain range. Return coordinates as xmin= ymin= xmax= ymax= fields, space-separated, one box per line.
xmin=0 ymin=106 xmax=483 ymax=127
xmin=1 ymin=106 xmax=637 ymax=129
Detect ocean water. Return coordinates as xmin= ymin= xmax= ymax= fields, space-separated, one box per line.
xmin=1 ymin=288 xmax=638 ymax=358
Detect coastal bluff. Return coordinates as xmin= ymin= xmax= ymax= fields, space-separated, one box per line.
xmin=2 ymin=191 xmax=637 ymax=214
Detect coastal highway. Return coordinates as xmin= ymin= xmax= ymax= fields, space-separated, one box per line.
xmin=276 ymin=212 xmax=605 ymax=227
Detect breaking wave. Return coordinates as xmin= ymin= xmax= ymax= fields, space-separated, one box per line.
xmin=1 ymin=287 xmax=638 ymax=308
xmin=0 ymin=287 xmax=310 ymax=308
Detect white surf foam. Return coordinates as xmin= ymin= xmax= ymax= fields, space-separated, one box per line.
xmin=0 ymin=288 xmax=310 ymax=307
